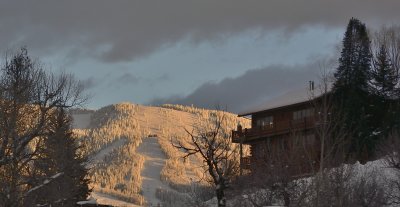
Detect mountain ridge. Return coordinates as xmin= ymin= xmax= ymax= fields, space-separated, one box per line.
xmin=71 ymin=102 xmax=250 ymax=206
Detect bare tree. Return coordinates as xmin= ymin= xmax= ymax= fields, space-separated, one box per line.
xmin=0 ymin=48 xmax=87 ymax=206
xmin=306 ymin=63 xmax=356 ymax=206
xmin=309 ymin=62 xmax=350 ymax=168
xmin=244 ymin=141 xmax=311 ymax=207
xmin=172 ymin=111 xmax=238 ymax=207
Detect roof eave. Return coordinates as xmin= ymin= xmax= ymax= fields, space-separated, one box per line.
xmin=238 ymin=95 xmax=326 ymax=116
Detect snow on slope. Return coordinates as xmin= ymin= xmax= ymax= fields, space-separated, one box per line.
xmin=72 ymin=103 xmax=398 ymax=206
xmin=88 ymin=138 xmax=128 ymax=167
xmin=71 ymin=103 xmax=250 ymax=206
xmin=91 ymin=192 xmax=141 ymax=207
xmin=136 ymin=136 xmax=173 ymax=206
xmin=221 ymin=157 xmax=399 ymax=207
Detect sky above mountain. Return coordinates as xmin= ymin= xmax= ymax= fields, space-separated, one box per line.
xmin=0 ymin=0 xmax=399 ymax=112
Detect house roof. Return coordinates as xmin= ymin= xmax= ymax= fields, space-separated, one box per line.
xmin=238 ymin=85 xmax=329 ymax=116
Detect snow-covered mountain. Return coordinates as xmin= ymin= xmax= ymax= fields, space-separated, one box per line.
xmin=71 ymin=103 xmax=250 ymax=207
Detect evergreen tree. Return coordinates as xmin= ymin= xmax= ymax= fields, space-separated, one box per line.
xmin=0 ymin=48 xmax=86 ymax=206
xmin=333 ymin=18 xmax=373 ymax=161
xmin=371 ymin=44 xmax=397 ymax=98
xmin=369 ymin=44 xmax=398 ymax=139
xmin=334 ymin=18 xmax=371 ymax=93
xmin=25 ymin=109 xmax=90 ymax=206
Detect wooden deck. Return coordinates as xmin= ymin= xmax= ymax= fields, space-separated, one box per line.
xmin=232 ymin=117 xmax=316 ymax=143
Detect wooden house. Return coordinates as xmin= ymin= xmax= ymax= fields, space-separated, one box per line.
xmin=232 ymin=85 xmax=327 ymax=175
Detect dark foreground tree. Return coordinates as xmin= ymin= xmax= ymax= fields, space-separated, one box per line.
xmin=0 ymin=48 xmax=87 ymax=206
xmin=372 ymin=25 xmax=400 ymax=83
xmin=172 ymin=112 xmax=237 ymax=207
xmin=371 ymin=25 xmax=400 ymax=131
xmin=25 ymin=109 xmax=90 ymax=206
xmin=371 ymin=44 xmax=397 ymax=98
xmin=369 ymin=43 xmax=399 ymax=143
xmin=333 ymin=18 xmax=374 ymax=161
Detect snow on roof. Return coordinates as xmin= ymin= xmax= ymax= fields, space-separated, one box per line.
xmin=238 ymin=86 xmax=327 ymax=116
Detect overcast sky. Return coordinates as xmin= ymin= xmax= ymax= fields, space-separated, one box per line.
xmin=1 ymin=0 xmax=399 ymax=113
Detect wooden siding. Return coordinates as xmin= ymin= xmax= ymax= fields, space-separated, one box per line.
xmin=232 ymin=116 xmax=315 ymax=143
xmin=232 ymin=101 xmax=316 ymax=143
xmin=232 ymin=94 xmax=332 ymax=176
xmin=233 ymin=100 xmax=321 ymax=175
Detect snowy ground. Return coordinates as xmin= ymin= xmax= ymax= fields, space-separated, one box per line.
xmin=71 ymin=111 xmax=140 ymax=206
xmin=88 ymin=138 xmax=128 ymax=167
xmin=91 ymin=192 xmax=141 ymax=207
xmin=70 ymin=104 xmax=247 ymax=206
xmin=136 ymin=136 xmax=173 ymax=206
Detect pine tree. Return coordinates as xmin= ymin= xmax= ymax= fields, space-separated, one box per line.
xmin=333 ymin=18 xmax=373 ymax=161
xmin=0 ymin=48 xmax=86 ymax=206
xmin=25 ymin=109 xmax=90 ymax=206
xmin=371 ymin=44 xmax=397 ymax=98
xmin=334 ymin=18 xmax=371 ymax=93
xmin=370 ymin=43 xmax=400 ymax=140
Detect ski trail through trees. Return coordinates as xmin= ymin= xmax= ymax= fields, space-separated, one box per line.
xmin=137 ymin=136 xmax=172 ymax=206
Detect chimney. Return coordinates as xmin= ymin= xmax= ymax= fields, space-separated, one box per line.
xmin=309 ymin=81 xmax=314 ymax=91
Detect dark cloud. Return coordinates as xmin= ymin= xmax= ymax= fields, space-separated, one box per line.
xmin=150 ymin=62 xmax=331 ymax=113
xmin=0 ymin=0 xmax=398 ymax=63
xmin=81 ymin=77 xmax=97 ymax=89
xmin=115 ymin=73 xmax=140 ymax=84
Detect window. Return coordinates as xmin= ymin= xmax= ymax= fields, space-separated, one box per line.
xmin=256 ymin=116 xmax=274 ymax=129
xmin=293 ymin=108 xmax=314 ymax=120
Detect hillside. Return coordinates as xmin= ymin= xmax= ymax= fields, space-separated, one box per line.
xmin=71 ymin=103 xmax=250 ymax=206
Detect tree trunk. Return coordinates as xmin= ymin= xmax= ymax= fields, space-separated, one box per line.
xmin=216 ymin=190 xmax=226 ymax=207
xmin=283 ymin=190 xmax=290 ymax=206
xmin=216 ymin=184 xmax=226 ymax=207
xmin=7 ymin=161 xmax=20 ymax=207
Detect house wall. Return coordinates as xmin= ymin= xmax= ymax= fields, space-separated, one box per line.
xmin=251 ymin=101 xmax=314 ymax=130
xmin=249 ymin=130 xmax=317 ymax=158
xmin=248 ymin=130 xmax=320 ymax=174
xmin=247 ymin=101 xmax=320 ymax=174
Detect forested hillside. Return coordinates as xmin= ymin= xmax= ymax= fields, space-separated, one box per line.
xmin=72 ymin=103 xmax=250 ymax=206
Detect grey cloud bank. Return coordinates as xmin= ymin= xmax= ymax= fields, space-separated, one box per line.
xmin=1 ymin=0 xmax=398 ymax=111
xmin=0 ymin=0 xmax=398 ymax=63
xmin=150 ymin=62 xmax=327 ymax=113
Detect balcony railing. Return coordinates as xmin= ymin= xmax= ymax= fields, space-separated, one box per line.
xmin=232 ymin=117 xmax=316 ymax=143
